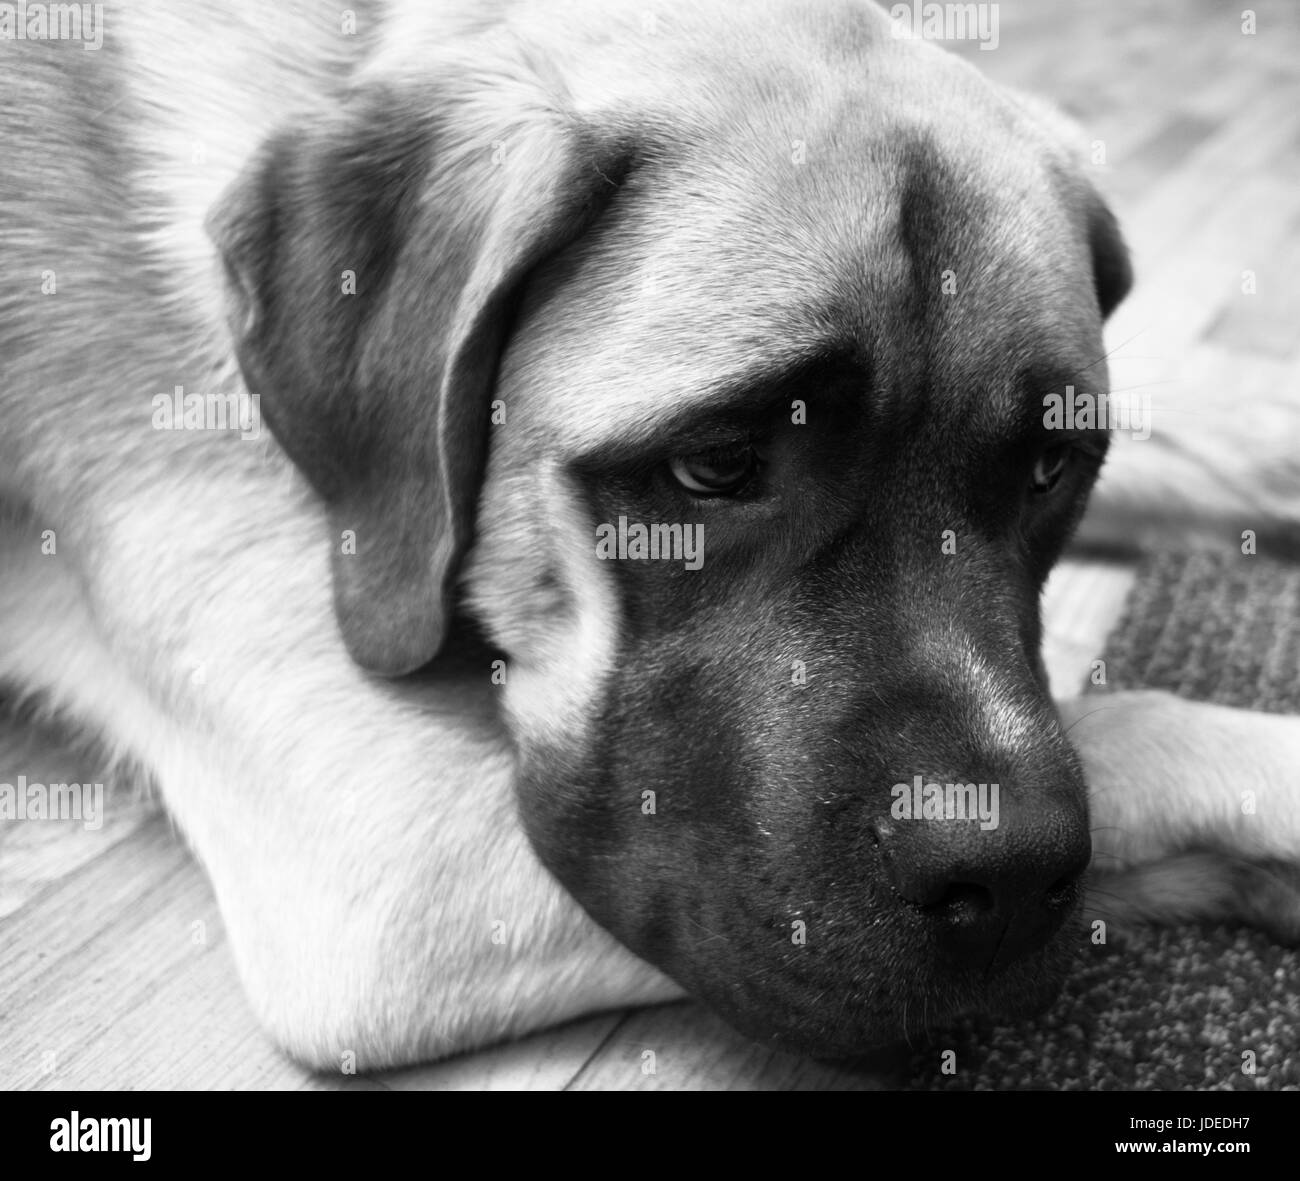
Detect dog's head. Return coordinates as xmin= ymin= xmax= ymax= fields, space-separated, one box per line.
xmin=210 ymin=2 xmax=1131 ymax=1055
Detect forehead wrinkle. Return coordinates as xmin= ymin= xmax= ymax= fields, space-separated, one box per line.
xmin=848 ymin=132 xmax=1102 ymax=422
xmin=499 ymin=215 xmax=847 ymax=457
xmin=539 ymin=329 xmax=846 ymax=457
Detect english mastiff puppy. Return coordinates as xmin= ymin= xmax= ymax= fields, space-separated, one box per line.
xmin=2 ymin=0 xmax=1297 ymax=1069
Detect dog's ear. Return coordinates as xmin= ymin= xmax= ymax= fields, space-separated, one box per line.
xmin=207 ymin=81 xmax=627 ymax=675
xmin=998 ymin=88 xmax=1133 ymax=320
xmin=1083 ymin=193 xmax=1132 ymax=319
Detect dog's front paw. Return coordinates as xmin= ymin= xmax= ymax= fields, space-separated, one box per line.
xmin=1087 ymin=852 xmax=1300 ymax=946
xmin=1060 ymin=689 xmax=1300 ymax=943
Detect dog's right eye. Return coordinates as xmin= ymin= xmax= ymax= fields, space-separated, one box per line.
xmin=1030 ymin=446 xmax=1071 ymax=494
xmin=668 ymin=447 xmax=759 ymax=496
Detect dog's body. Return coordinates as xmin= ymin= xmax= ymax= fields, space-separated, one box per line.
xmin=2 ymin=0 xmax=1298 ymax=1071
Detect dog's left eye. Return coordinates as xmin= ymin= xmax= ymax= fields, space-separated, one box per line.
xmin=1030 ymin=446 xmax=1070 ymax=494
xmin=669 ymin=447 xmax=758 ymax=496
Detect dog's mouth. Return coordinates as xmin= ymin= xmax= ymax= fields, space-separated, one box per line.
xmin=531 ymin=799 xmax=1091 ymax=1057
xmin=614 ymin=876 xmax=1088 ymax=1058
xmin=698 ymin=911 xmax=1084 ymax=1058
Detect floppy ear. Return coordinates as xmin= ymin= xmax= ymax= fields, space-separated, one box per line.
xmin=998 ymin=87 xmax=1133 ymax=319
xmin=207 ymin=81 xmax=628 ymax=675
xmin=1083 ymin=193 xmax=1132 ymax=319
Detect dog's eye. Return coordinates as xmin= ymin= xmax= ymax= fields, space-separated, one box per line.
xmin=669 ymin=447 xmax=758 ymax=496
xmin=1030 ymin=446 xmax=1070 ymax=493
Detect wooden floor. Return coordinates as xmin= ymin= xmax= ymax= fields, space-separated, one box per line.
xmin=3 ymin=0 xmax=1297 ymax=1089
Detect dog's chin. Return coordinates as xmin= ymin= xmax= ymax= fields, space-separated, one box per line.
xmin=684 ymin=935 xmax=1079 ymax=1059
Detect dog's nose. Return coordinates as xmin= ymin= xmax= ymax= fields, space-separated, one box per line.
xmin=867 ymin=794 xmax=1090 ymax=969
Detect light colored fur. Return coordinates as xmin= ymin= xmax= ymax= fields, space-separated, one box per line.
xmin=0 ymin=0 xmax=685 ymax=1069
xmin=1063 ymin=692 xmax=1300 ymax=942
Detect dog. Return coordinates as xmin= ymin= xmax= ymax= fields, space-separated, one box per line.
xmin=2 ymin=0 xmax=1298 ymax=1072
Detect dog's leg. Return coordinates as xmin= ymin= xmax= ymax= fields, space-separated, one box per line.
xmin=1059 ymin=691 xmax=1300 ymax=942
xmin=1077 ymin=343 xmax=1300 ymax=555
xmin=2 ymin=464 xmax=681 ymax=1072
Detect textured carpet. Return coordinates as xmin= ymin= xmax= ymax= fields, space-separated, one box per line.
xmin=906 ymin=549 xmax=1300 ymax=1091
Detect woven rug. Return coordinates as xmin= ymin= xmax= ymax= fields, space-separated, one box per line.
xmin=905 ymin=549 xmax=1300 ymax=1090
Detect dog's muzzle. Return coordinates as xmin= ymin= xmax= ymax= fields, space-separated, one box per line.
xmin=866 ymin=780 xmax=1091 ymax=973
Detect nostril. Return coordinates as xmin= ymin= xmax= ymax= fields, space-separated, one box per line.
xmin=1045 ymin=873 xmax=1081 ymax=909
xmin=930 ymin=882 xmax=995 ymax=924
